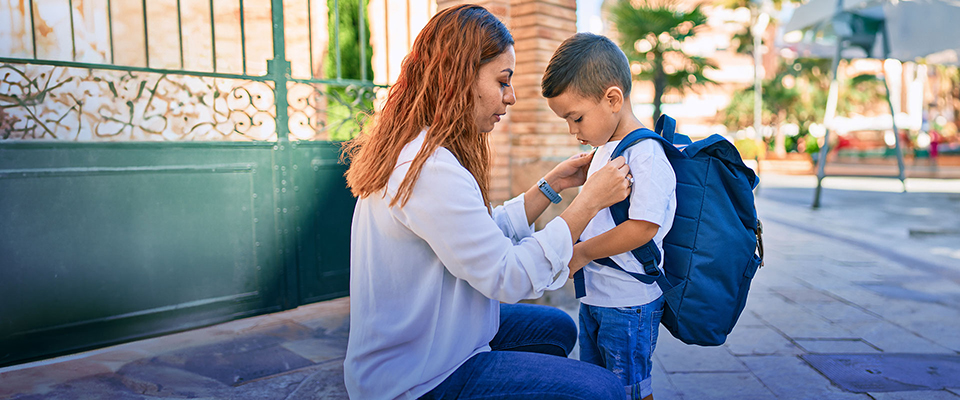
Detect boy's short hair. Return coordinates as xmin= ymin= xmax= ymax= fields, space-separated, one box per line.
xmin=542 ymin=33 xmax=632 ymax=100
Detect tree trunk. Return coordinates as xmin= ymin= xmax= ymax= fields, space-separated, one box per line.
xmin=653 ymin=58 xmax=666 ymax=124
xmin=774 ymin=110 xmax=787 ymax=157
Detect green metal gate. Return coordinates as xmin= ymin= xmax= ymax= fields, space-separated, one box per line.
xmin=0 ymin=0 xmax=379 ymax=367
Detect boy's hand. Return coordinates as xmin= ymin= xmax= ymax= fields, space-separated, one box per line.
xmin=544 ymin=151 xmax=594 ymax=192
xmin=568 ymin=243 xmax=591 ymax=279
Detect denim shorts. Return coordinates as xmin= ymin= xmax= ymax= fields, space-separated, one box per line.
xmin=579 ymin=296 xmax=665 ymax=400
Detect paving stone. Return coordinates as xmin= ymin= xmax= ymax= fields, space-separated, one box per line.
xmin=160 ymin=342 xmax=315 ymax=386
xmin=746 ymin=290 xmax=799 ymax=313
xmin=802 ymin=353 xmax=960 ymax=393
xmin=889 ymin=304 xmax=960 ymax=326
xmin=771 ymin=288 xmax=837 ymax=304
xmin=904 ymin=279 xmax=960 ymax=297
xmin=866 ymin=390 xmax=960 ymax=399
xmin=724 ymin=326 xmax=803 ymax=356
xmin=735 ymin=310 xmax=768 ymax=327
xmin=800 ymin=302 xmax=884 ymax=324
xmin=0 ymin=359 xmax=114 ymax=398
xmin=655 ymin=329 xmax=747 ymax=373
xmin=845 ymin=321 xmax=953 ymax=354
xmin=116 ymin=361 xmax=228 ymax=397
xmin=287 ymin=299 xmax=350 ymax=335
xmin=3 ymin=374 xmax=162 ymax=400
xmin=282 ymin=338 xmax=348 ymax=363
xmin=650 ymin=356 xmax=683 ymax=400
xmin=908 ymin=322 xmax=960 ymax=352
xmin=771 ymin=320 xmax=857 ymax=340
xmin=665 ymin=372 xmax=774 ymax=399
xmin=740 ymin=355 xmax=870 ymax=400
xmin=750 ymin=299 xmax=827 ymax=327
xmin=283 ymin=360 xmax=349 ymax=400
xmin=794 ymin=339 xmax=881 ymax=354
xmin=859 ymin=282 xmax=949 ymax=305
xmin=232 ymin=362 xmax=337 ymax=400
xmin=827 ymin=288 xmax=895 ymax=309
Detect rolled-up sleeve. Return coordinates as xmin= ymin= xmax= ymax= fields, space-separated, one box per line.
xmin=397 ymin=160 xmax=571 ymax=302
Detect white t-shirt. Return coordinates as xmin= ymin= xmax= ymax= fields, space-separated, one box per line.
xmin=344 ymin=129 xmax=572 ymax=400
xmin=579 ymin=138 xmax=677 ymax=308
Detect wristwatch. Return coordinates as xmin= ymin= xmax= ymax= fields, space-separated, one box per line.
xmin=537 ymin=178 xmax=563 ymax=204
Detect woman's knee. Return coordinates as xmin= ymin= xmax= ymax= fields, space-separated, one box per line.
xmin=569 ymin=363 xmax=625 ymax=400
xmin=531 ymin=304 xmax=577 ymax=355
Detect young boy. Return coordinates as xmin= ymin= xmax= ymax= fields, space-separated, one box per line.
xmin=542 ymin=32 xmax=677 ymax=400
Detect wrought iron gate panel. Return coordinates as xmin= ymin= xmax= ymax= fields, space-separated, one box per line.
xmin=0 ymin=0 xmax=379 ymax=366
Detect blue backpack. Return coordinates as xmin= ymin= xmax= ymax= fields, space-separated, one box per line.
xmin=573 ymin=115 xmax=764 ymax=346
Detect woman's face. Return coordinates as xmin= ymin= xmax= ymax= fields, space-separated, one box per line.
xmin=474 ymin=45 xmax=516 ymax=133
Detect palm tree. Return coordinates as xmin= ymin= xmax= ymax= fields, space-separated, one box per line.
xmin=610 ymin=0 xmax=718 ymax=123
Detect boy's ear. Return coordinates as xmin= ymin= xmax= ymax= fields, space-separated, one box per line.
xmin=604 ymin=86 xmax=624 ymax=113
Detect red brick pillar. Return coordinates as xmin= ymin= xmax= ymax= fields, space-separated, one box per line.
xmin=509 ymin=0 xmax=578 ymax=226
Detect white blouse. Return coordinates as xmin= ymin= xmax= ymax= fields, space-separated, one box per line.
xmin=343 ymin=130 xmax=572 ymax=400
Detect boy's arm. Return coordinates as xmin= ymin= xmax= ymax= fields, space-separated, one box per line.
xmin=568 ymin=219 xmax=659 ymax=278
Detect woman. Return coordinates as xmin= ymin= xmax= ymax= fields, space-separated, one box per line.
xmin=342 ymin=5 xmax=631 ymax=399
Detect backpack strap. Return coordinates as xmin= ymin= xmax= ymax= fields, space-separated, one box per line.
xmin=572 ymin=127 xmax=668 ymax=299
xmin=655 ymin=114 xmax=676 ymax=144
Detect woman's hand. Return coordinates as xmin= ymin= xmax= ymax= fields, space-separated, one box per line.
xmin=577 ymin=156 xmax=632 ymax=212
xmin=543 ymin=151 xmax=594 ymax=192
xmin=558 ymin=156 xmax=631 ymax=244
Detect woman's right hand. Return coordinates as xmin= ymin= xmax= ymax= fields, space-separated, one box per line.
xmin=577 ymin=156 xmax=632 ymax=212
xmin=558 ymin=156 xmax=631 ymax=244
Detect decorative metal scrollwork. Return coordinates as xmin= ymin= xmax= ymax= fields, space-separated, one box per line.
xmin=1 ymin=63 xmax=381 ymax=142
xmin=287 ymin=81 xmax=381 ymax=141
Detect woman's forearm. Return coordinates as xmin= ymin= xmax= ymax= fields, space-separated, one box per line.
xmin=558 ymin=196 xmax=602 ymax=243
xmin=522 ymin=175 xmax=563 ymax=226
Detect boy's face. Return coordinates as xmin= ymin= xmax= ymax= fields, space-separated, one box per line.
xmin=546 ymin=89 xmax=620 ymax=147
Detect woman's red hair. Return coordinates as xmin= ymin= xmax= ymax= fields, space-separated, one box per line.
xmin=342 ymin=4 xmax=513 ymax=208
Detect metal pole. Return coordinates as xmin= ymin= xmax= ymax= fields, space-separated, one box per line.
xmin=209 ymin=0 xmax=217 ymax=72
xmin=240 ymin=0 xmax=248 ymax=75
xmin=813 ymin=52 xmax=841 ymax=209
xmin=269 ymin=0 xmax=297 ymax=309
xmin=334 ymin=0 xmax=341 ymax=80
xmin=270 ymin=0 xmax=290 ymax=141
xmin=177 ymin=0 xmax=184 ymax=69
xmin=29 ymin=0 xmax=37 ymax=59
xmin=753 ymin=12 xmax=769 ymax=184
xmin=107 ymin=0 xmax=115 ymax=63
xmin=880 ymin=22 xmax=907 ymax=191
xmin=359 ymin=0 xmax=366 ymax=82
xmin=142 ymin=0 xmax=150 ymax=67
xmin=307 ymin=0 xmax=314 ymax=78
xmin=812 ymin=0 xmax=846 ymax=209
xmin=68 ymin=0 xmax=77 ymax=61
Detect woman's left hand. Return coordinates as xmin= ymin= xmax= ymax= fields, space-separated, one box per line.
xmin=544 ymin=151 xmax=594 ymax=192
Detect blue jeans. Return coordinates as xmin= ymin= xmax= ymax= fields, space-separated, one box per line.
xmin=419 ymin=303 xmax=624 ymax=400
xmin=579 ymin=296 xmax=665 ymax=400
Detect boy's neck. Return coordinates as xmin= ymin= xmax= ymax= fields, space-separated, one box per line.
xmin=608 ymin=103 xmax=645 ymax=143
